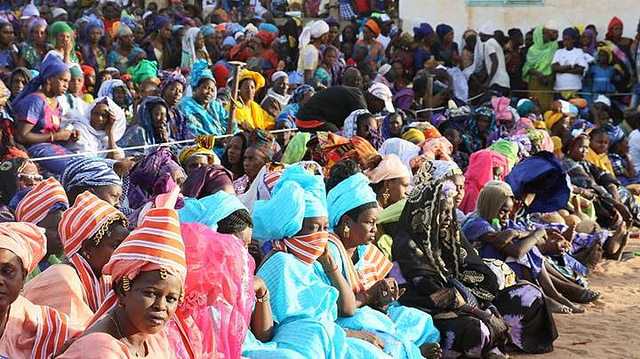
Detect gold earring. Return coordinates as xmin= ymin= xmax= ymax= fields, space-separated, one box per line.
xmin=159 ymin=267 xmax=167 ymax=280
xmin=344 ymin=225 xmax=350 ymax=239
xmin=121 ymin=277 xmax=131 ymax=292
xmin=382 ymin=187 xmax=391 ymax=205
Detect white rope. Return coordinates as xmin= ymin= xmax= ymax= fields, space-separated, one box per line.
xmin=30 ymin=128 xmax=299 ymax=162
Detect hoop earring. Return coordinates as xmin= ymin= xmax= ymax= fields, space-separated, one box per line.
xmin=121 ymin=277 xmax=131 ymax=292
xmin=343 ymin=225 xmax=350 ymax=239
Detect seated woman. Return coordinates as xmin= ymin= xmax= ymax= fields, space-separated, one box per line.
xmin=15 ymin=177 xmax=69 ymax=272
xmin=96 ymin=79 xmax=134 ymax=122
xmin=381 ymin=112 xmax=405 ymax=141
xmin=119 ymin=96 xmax=175 ymax=152
xmin=23 ymin=192 xmax=129 ymax=327
xmin=234 ymin=130 xmax=278 ymax=195
xmin=343 ymin=110 xmax=383 ymax=149
xmin=276 ymin=84 xmax=314 ymax=127
xmin=561 ymin=133 xmax=630 ymax=259
xmin=0 ymin=222 xmax=79 ymax=357
xmin=57 ymin=189 xmax=193 ymax=358
xmin=61 ymin=156 xmax=124 ymax=207
xmin=61 ymin=96 xmax=126 ymax=159
xmin=249 ymin=163 xmax=388 ymax=358
xmin=159 ymin=70 xmax=191 ymax=141
xmin=463 ymin=181 xmax=597 ymax=314
xmin=365 ymin=154 xmax=411 ymax=209
xmin=178 ymin=139 xmax=220 ymax=177
xmin=324 ymin=165 xmax=441 ymax=358
xmin=179 ymin=60 xmax=235 ymax=137
xmin=12 ymin=54 xmax=76 ymax=176
xmin=395 ymin=162 xmax=558 ymax=357
xmin=221 ymin=132 xmax=249 ymax=180
xmin=182 ymin=164 xmax=235 ymax=198
xmin=18 ymin=17 xmax=52 ymax=70
xmin=234 ymin=69 xmax=275 ymax=131
xmin=459 ymin=148 xmax=510 ymax=214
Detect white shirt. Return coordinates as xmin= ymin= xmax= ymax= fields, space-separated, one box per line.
xmin=483 ymin=38 xmax=510 ymax=88
xmin=297 ymin=44 xmax=319 ymax=73
xmin=552 ymin=48 xmax=592 ymax=91
xmin=377 ymin=34 xmax=391 ymax=50
xmin=629 ymin=129 xmax=640 ymax=174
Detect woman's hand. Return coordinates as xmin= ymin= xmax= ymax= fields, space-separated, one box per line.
xmin=368 ymin=278 xmax=404 ymax=307
xmin=318 ymin=247 xmax=336 ymax=273
xmin=254 ymin=276 xmax=268 ymax=298
xmin=52 ymin=129 xmax=74 ymax=142
xmin=346 ymin=330 xmax=385 ymax=350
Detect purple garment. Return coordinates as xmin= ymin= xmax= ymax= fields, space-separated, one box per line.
xmin=393 ymin=87 xmax=414 ymax=112
xmin=127 ymin=147 xmax=185 ymax=210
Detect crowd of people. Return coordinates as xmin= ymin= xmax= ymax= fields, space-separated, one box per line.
xmin=0 ymin=0 xmax=638 ymax=358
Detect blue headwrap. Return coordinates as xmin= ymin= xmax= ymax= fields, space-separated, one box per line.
xmin=413 ymin=22 xmax=433 ymax=41
xmin=327 ymin=173 xmax=377 ymax=230
xmin=179 ymin=191 xmax=246 ymax=229
xmin=62 ymin=157 xmax=122 ymax=192
xmin=227 ymin=23 xmax=244 ymax=36
xmin=190 ymin=59 xmax=214 ymax=88
xmin=562 ymin=27 xmax=579 ymax=42
xmin=253 ymin=164 xmax=328 ymax=241
xmin=12 ymin=53 xmax=68 ymax=106
xmin=200 ymin=24 xmax=215 ymax=37
xmin=292 ymin=84 xmax=314 ymax=103
xmin=258 ymin=22 xmax=278 ymax=34
xmin=222 ymin=36 xmax=236 ymax=47
xmin=435 ymin=24 xmax=453 ymax=39
xmin=151 ymin=15 xmax=171 ymax=34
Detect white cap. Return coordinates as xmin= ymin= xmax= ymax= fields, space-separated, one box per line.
xmin=544 ymin=20 xmax=559 ymax=31
xmin=594 ymin=95 xmax=611 ymax=107
xmin=21 ymin=4 xmax=40 ymax=20
xmin=51 ymin=7 xmax=68 ymax=19
xmin=479 ymin=22 xmax=495 ymax=35
xmin=271 ymin=71 xmax=288 ymax=82
xmin=368 ymin=82 xmax=395 ymax=113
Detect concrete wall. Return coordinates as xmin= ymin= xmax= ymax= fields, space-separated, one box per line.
xmin=400 ymin=0 xmax=640 ymax=42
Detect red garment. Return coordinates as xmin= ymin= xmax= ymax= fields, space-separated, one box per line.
xmin=606 ymin=16 xmax=623 ymax=41
xmin=354 ymin=0 xmax=370 ymax=14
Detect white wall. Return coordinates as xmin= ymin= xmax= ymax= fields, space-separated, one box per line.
xmin=400 ymin=0 xmax=640 ymax=42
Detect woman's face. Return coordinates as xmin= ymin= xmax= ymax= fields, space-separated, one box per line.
xmin=10 ymin=73 xmax=28 ymax=98
xmin=243 ymin=147 xmax=267 ymax=180
xmin=0 ymin=249 xmax=25 ymax=312
xmin=16 ymin=161 xmax=41 ymax=190
xmin=570 ymin=137 xmax=590 ymax=161
xmin=162 ymin=81 xmax=184 ymax=108
xmin=194 ymin=32 xmax=205 ymax=49
xmin=47 ymin=71 xmax=71 ymax=97
xmin=90 ymin=103 xmax=111 ymax=131
xmin=590 ymin=133 xmax=609 ymax=155
xmin=356 ymin=116 xmax=378 ymax=139
xmin=611 ymin=25 xmax=623 ymax=40
xmin=344 ymin=207 xmax=379 ymax=247
xmin=84 ymin=222 xmax=128 ymax=276
xmin=89 ymin=27 xmax=102 ymax=44
xmin=452 ymin=174 xmax=465 ymax=207
xmin=151 ymin=104 xmax=169 ymax=142
xmin=160 ymin=24 xmax=172 ymax=40
xmin=183 ymin=155 xmax=209 ymax=176
xmin=273 ymin=77 xmax=288 ymax=95
xmin=239 ymin=79 xmax=256 ymax=102
xmin=497 ymin=197 xmax=514 ymax=225
xmin=234 ymin=227 xmax=253 ymax=248
xmin=324 ymin=49 xmax=338 ymax=66
xmin=262 ymin=98 xmax=281 ymax=118
xmin=92 ymin=184 xmax=123 ymax=207
xmin=581 ymin=32 xmax=592 ymax=47
xmin=194 ymin=79 xmax=216 ymax=106
xmin=120 ymin=33 xmax=134 ymax=47
xmin=55 ymin=31 xmax=72 ymax=50
xmin=298 ymin=216 xmax=329 ymax=235
xmin=113 ymin=86 xmax=128 ymax=107
xmin=31 ymin=25 xmax=47 ymax=44
xmin=384 ymin=176 xmax=410 ymax=206
xmin=439 ymin=196 xmax=456 ymax=230
xmin=118 ymin=270 xmax=182 ymax=335
xmin=444 ymin=31 xmax=454 ymax=44
xmin=388 ymin=114 xmax=403 ymax=136
xmin=226 ymin=136 xmax=244 ymax=165
xmin=0 ymin=24 xmax=14 ymax=46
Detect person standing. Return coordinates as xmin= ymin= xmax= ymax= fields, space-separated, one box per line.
xmin=479 ymin=25 xmax=511 ymax=97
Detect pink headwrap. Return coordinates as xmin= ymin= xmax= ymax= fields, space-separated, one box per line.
xmin=365 ymin=154 xmax=411 ymax=184
xmin=0 ymin=222 xmax=46 ymax=273
xmin=420 ymin=137 xmax=453 ymax=161
xmin=491 ymin=96 xmax=513 ymax=123
xmin=459 ymin=149 xmax=510 ymax=213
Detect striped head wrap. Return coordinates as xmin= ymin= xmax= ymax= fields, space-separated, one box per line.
xmin=0 ymin=222 xmax=46 ymax=273
xmin=59 ymin=191 xmax=127 ymax=257
xmin=15 ymin=177 xmax=68 ymax=224
xmin=271 ymin=231 xmax=329 ymax=265
xmin=62 ymin=157 xmax=122 ymax=192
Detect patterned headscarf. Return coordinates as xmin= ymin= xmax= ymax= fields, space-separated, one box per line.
xmin=181 ymin=164 xmax=233 ymax=199
xmin=159 ymin=69 xmax=187 ymax=94
xmin=0 ymin=222 xmax=46 ymax=273
xmin=128 ymin=147 xmax=185 ymax=210
xmin=15 ymin=177 xmax=69 ymax=224
xmin=62 ymin=157 xmax=122 ymax=193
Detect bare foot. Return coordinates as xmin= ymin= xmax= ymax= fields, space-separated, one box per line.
xmin=420 ymin=343 xmax=442 ymax=359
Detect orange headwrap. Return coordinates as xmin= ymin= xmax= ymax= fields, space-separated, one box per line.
xmin=15 ymin=177 xmax=68 ymax=224
xmin=0 ymin=222 xmax=46 ymax=273
xmin=365 ymin=19 xmax=381 ymax=37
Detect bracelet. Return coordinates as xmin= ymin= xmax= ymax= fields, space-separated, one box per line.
xmin=256 ymin=291 xmax=270 ymax=303
xmin=50 ymin=132 xmax=55 ymax=142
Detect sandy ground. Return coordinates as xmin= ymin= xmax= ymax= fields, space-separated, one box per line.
xmin=517 ymin=240 xmax=640 ymax=359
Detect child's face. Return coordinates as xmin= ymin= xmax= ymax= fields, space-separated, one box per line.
xmin=571 ymin=137 xmax=590 ymax=161
xmin=590 ymin=133 xmax=610 ymax=155
xmin=598 ymin=51 xmax=609 ymax=66
xmin=357 ymin=116 xmax=377 ymax=138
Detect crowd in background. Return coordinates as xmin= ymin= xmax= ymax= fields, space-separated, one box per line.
xmin=0 ymin=0 xmax=637 ymax=358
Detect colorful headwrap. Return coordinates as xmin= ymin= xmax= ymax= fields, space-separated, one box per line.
xmin=190 ymin=59 xmax=214 ymax=88
xmin=48 ymin=21 xmax=73 ymax=45
xmin=150 ymin=15 xmax=171 ymax=34
xmin=12 ymin=53 xmax=68 ymax=105
xmin=179 ymin=141 xmax=220 ymax=168
xmin=544 ymin=111 xmax=564 ymax=130
xmin=59 ymin=191 xmax=126 ymax=256
xmin=489 ymin=139 xmax=520 ymax=169
xmin=258 ymin=22 xmax=279 ymax=34
xmin=327 ymin=173 xmax=378 ymax=229
xmin=320 ymin=133 xmax=381 ymax=175
xmin=15 ymin=178 xmax=69 ymax=224
xmin=292 ymin=84 xmax=314 ymax=103
xmin=179 ymin=191 xmax=246 ymax=230
xmin=401 ymin=128 xmax=425 ymax=144
xmin=61 ymin=157 xmax=122 ymax=192
xmin=238 ymin=69 xmax=265 ymax=90
xmin=159 ymin=69 xmax=187 ymax=94
xmin=128 ymin=59 xmax=159 ymax=85
xmin=516 ymin=99 xmax=535 ymax=117
xmin=365 ymin=19 xmax=381 ymax=37
xmin=0 ymin=222 xmax=46 ymax=273
xmin=365 ymin=154 xmax=411 ymax=184
xmin=128 ymin=147 xmax=185 ymax=210
xmin=182 ymin=165 xmax=234 ymax=199
xmin=413 ymin=22 xmax=433 ymax=40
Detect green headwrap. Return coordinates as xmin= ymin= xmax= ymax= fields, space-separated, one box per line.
xmin=282 ymin=132 xmax=311 ymax=164
xmin=128 ymin=59 xmax=159 ymax=85
xmin=522 ymin=26 xmax=559 ymax=82
xmin=49 ymin=21 xmax=74 ymax=46
xmin=489 ymin=139 xmax=519 ymax=170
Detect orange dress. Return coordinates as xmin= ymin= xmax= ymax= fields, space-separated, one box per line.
xmin=57 ymin=332 xmax=173 ymax=359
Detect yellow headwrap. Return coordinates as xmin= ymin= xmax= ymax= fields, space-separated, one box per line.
xmin=544 ymin=111 xmax=564 ymax=130
xmin=238 ymin=69 xmax=265 ymax=90
xmin=401 ymin=128 xmax=425 ymax=145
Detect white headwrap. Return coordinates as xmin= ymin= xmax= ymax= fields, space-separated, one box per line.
xmin=342 ymin=109 xmax=371 ymax=138
xmin=181 ymin=27 xmax=208 ymax=70
xmin=271 ymin=71 xmax=288 ymax=82
xmin=298 ymin=20 xmax=330 ymax=49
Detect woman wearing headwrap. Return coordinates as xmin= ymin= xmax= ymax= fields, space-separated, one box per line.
xmin=119 ymin=96 xmax=176 ymax=151
xmin=61 ymin=156 xmax=123 ymax=206
xmin=61 ymin=96 xmax=125 ymax=159
xmin=234 ymin=69 xmax=275 ymax=130
xmin=57 ymin=64 xmax=91 ymax=122
xmin=17 ymin=17 xmax=51 ymax=69
xmin=523 ymin=25 xmax=559 ymax=111
xmin=355 ymin=18 xmax=385 ymax=71
xmin=433 ymin=24 xmax=460 ymax=68
xmin=395 ymin=163 xmax=557 ymax=358
xmin=459 ymin=149 xmax=510 ymax=214
xmin=23 ymin=191 xmax=128 ymax=327
xmin=580 ymin=28 xmax=597 ymax=56
xmin=182 ymin=163 xmax=235 ymax=199
xmin=325 ymin=165 xmax=442 ymax=358
xmin=57 ymin=189 xmax=193 ymax=358
xmin=106 ymin=23 xmax=144 ymax=74
xmin=7 ymin=67 xmax=33 ymax=103
xmin=602 ymin=17 xmax=635 ymax=93
xmin=178 ymin=137 xmax=220 ymax=176
xmin=552 ymin=27 xmax=591 ymax=99
xmin=233 ymin=130 xmax=278 ymax=195
xmin=250 ymin=163 xmax=383 ymax=358
xmin=12 ymin=54 xmax=75 ymax=176
xmin=128 ymin=59 xmax=159 ymax=87
xmin=413 ymin=22 xmax=436 ymax=72
xmin=159 ymin=69 xmax=191 ymax=141
xmin=96 ymin=79 xmax=134 ymax=122
xmin=365 ymin=154 xmax=411 ymax=209
xmin=142 ymin=15 xmax=179 ymax=69
xmin=462 ymin=106 xmax=497 ymax=153
xmin=179 ymin=60 xmax=234 ymax=137
xmin=276 ymin=84 xmax=314 ymax=128
xmin=0 ymin=222 xmax=80 ymax=358
xmin=80 ymin=18 xmax=106 ymax=72
xmin=180 ymin=27 xmax=211 ymax=70
xmin=45 ymin=21 xmax=78 ymax=64
xmin=221 ymin=132 xmax=249 ymax=179
xmin=297 ymin=20 xmax=330 ymax=83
